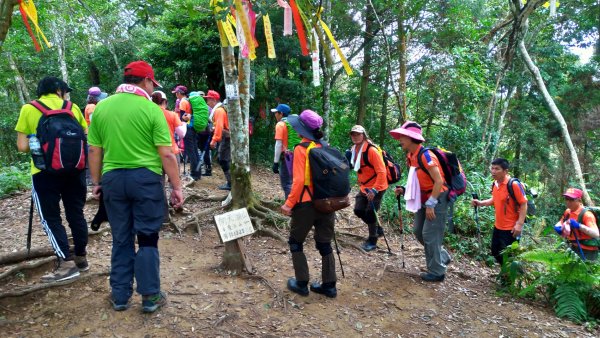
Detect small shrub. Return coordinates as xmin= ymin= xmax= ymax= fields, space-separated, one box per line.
xmin=0 ymin=165 xmax=31 ymax=198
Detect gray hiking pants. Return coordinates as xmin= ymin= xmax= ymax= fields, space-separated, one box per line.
xmin=413 ymin=191 xmax=451 ymax=276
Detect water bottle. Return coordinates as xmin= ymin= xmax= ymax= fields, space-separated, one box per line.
xmin=28 ymin=135 xmax=46 ymax=170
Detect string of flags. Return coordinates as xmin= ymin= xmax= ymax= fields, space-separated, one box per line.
xmin=210 ymin=0 xmax=353 ymax=86
xmin=18 ymin=0 xmax=51 ymax=52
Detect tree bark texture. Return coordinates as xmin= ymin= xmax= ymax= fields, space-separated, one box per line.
xmin=52 ymin=20 xmax=69 ymax=84
xmin=320 ymin=0 xmax=332 ymax=140
xmin=490 ymin=86 xmax=516 ymax=163
xmin=6 ymin=51 xmax=29 ymax=104
xmin=356 ymin=2 xmax=374 ymax=126
xmin=0 ymin=0 xmax=17 ymax=51
xmin=518 ymin=40 xmax=592 ymax=205
xmin=233 ymin=55 xmax=253 ymax=209
xmin=397 ymin=4 xmax=408 ymax=121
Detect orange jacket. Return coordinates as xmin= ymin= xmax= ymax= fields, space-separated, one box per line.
xmin=356 ymin=142 xmax=388 ymax=193
xmin=561 ymin=207 xmax=598 ymax=251
xmin=210 ymin=105 xmax=229 ymax=146
xmin=285 ymin=138 xmax=319 ymax=209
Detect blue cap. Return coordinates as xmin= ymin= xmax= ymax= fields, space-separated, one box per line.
xmin=270 ymin=103 xmax=291 ymax=117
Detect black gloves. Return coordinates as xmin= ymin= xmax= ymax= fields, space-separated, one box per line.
xmin=272 ymin=162 xmax=279 ymax=174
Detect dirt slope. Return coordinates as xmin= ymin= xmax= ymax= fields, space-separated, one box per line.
xmin=0 ymin=166 xmax=597 ymax=337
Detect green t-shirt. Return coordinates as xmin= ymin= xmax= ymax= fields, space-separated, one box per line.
xmin=14 ymin=94 xmax=87 ymax=175
xmin=87 ymin=92 xmax=172 ymax=175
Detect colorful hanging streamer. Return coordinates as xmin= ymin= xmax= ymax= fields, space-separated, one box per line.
xmin=317 ymin=8 xmax=353 ymax=75
xmin=263 ymin=14 xmax=276 ymax=59
xmin=18 ymin=0 xmax=51 ymax=52
xmin=234 ymin=0 xmax=256 ymax=60
xmin=289 ymin=0 xmax=309 ymax=56
xmin=277 ymin=0 xmax=293 ymax=36
xmin=211 ymin=0 xmax=238 ymax=47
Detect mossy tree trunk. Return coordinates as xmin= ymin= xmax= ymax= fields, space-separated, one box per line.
xmin=0 ymin=0 xmax=18 ymax=52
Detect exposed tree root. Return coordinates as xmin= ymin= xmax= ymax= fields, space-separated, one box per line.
xmin=259 ymin=199 xmax=281 ymax=211
xmin=0 ymin=271 xmax=109 ymax=299
xmin=337 ymin=238 xmax=366 ymax=254
xmin=179 ymin=205 xmax=224 ymax=232
xmin=337 ymin=231 xmax=366 ymax=240
xmin=0 ymin=257 xmax=55 ymax=281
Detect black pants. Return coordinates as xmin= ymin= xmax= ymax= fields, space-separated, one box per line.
xmin=491 ymin=228 xmax=517 ymax=265
xmin=183 ymin=127 xmax=200 ymax=179
xmin=32 ymin=170 xmax=88 ymax=259
xmin=354 ymin=190 xmax=385 ymax=238
xmin=197 ymin=132 xmax=212 ymax=169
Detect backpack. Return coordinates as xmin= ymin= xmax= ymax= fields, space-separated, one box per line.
xmin=417 ymin=147 xmax=467 ymax=202
xmin=361 ymin=143 xmax=402 ymax=185
xmin=576 ymin=207 xmax=600 ymax=247
xmin=30 ymin=100 xmax=87 ymax=174
xmin=190 ymin=95 xmax=210 ymax=133
xmin=504 ymin=178 xmax=536 ymax=216
xmin=298 ymin=141 xmax=351 ymax=213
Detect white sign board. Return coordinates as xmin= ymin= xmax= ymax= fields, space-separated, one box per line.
xmin=214 ymin=208 xmax=254 ymax=242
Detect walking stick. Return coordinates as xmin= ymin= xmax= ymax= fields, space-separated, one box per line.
xmin=397 ymin=194 xmax=405 ymax=268
xmin=572 ymin=229 xmax=586 ymax=261
xmin=332 ymin=232 xmax=345 ymax=278
xmin=472 ymin=193 xmax=482 ymax=248
xmin=370 ymin=199 xmax=392 ymax=255
xmin=27 ymin=195 xmax=34 ymax=255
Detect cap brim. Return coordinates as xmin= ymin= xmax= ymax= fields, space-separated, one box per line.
xmin=150 ymin=78 xmax=161 ymax=87
xmin=562 ymin=193 xmax=581 ymax=199
xmin=270 ymin=108 xmax=279 ymax=113
xmin=98 ymin=92 xmax=108 ymax=100
xmin=288 ymin=115 xmax=316 ymax=141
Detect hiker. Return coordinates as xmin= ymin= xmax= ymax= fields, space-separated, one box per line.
xmin=206 ymin=90 xmax=231 ymax=190
xmin=554 ymin=188 xmax=599 ymax=261
xmin=195 ymin=90 xmax=212 ymax=177
xmin=15 ymin=76 xmax=89 ymax=282
xmin=390 ymin=121 xmax=452 ymax=282
xmin=348 ymin=125 xmax=388 ymax=251
xmin=280 ymin=109 xmax=337 ymax=298
xmin=88 ymin=61 xmax=183 ymax=313
xmin=174 ymin=85 xmax=201 ymax=181
xmin=272 ymin=103 xmax=300 ymax=199
xmin=84 ymin=86 xmax=108 ymax=126
xmin=152 ymin=90 xmax=186 ymax=222
xmin=471 ymin=158 xmax=527 ymax=265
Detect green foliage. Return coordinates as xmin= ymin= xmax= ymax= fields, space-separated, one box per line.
xmin=0 ymin=165 xmax=30 ymax=198
xmin=553 ymin=284 xmax=589 ymax=323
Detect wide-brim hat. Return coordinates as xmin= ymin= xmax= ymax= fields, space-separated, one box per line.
xmin=389 ymin=121 xmax=425 ymax=142
xmin=288 ymin=110 xmax=323 ymax=141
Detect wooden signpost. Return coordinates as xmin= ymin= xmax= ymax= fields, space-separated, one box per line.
xmin=214 ymin=208 xmax=255 ymax=273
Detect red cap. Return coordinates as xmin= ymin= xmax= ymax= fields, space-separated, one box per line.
xmin=562 ymin=188 xmax=583 ymax=199
xmin=203 ymin=90 xmax=220 ymax=100
xmin=123 ymin=61 xmax=160 ymax=87
xmin=171 ymin=85 xmax=187 ymax=94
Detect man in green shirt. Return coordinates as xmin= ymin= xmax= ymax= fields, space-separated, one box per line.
xmin=88 ymin=61 xmax=183 ymax=313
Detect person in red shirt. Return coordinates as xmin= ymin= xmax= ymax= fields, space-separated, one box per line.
xmin=205 ymin=90 xmax=231 ymax=190
xmin=554 ymin=188 xmax=599 ymax=261
xmin=280 ymin=110 xmax=337 ymax=298
xmin=472 ymin=158 xmax=527 ymax=265
xmin=348 ymin=125 xmax=389 ymax=251
xmin=390 ymin=121 xmax=452 ymax=282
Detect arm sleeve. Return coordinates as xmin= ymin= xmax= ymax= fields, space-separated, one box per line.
xmin=211 ymin=109 xmax=224 ymax=144
xmin=274 ymin=140 xmax=283 ymax=163
xmin=285 ymin=146 xmax=307 ymax=209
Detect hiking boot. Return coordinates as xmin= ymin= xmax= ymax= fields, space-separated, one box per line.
xmin=142 ymin=291 xmax=167 ymax=313
xmin=110 ymin=297 xmax=130 ymax=311
xmin=74 ymin=255 xmax=89 ymax=272
xmin=361 ymin=237 xmax=378 ymax=252
xmin=218 ymin=183 xmax=231 ymax=191
xmin=310 ymin=282 xmax=337 ymax=298
xmin=443 ymin=256 xmax=452 ymax=266
xmin=376 ymin=226 xmax=385 ymax=238
xmin=420 ymin=272 xmax=445 ymax=282
xmin=287 ymin=278 xmax=309 ymax=296
xmin=41 ymin=259 xmax=80 ymax=283
xmin=202 ymin=166 xmax=212 ymax=176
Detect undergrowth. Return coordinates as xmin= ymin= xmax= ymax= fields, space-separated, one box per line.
xmin=0 ymin=164 xmax=31 ymax=198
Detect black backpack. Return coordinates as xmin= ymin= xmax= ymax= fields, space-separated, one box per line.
xmin=30 ymin=100 xmax=87 ymax=174
xmin=361 ymin=143 xmax=402 ymax=185
xmin=298 ymin=141 xmax=351 ymax=213
xmin=492 ymin=178 xmax=536 ymax=216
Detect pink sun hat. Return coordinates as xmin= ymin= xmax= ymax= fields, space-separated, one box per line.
xmin=389 ymin=121 xmax=425 ymax=142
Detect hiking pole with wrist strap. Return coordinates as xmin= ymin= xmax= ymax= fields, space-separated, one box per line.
xmin=332 ymin=232 xmax=345 ymax=277
xmin=369 ymin=197 xmax=392 ymax=255
xmin=397 ymin=194 xmax=405 ymax=268
xmin=27 ymin=195 xmax=33 ymax=255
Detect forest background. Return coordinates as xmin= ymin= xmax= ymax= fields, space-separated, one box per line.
xmin=0 ymin=0 xmax=599 ymax=325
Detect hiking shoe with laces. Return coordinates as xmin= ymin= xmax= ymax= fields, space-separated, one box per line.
xmin=310 ymin=281 xmax=337 ymax=298
xmin=142 ymin=292 xmax=167 ymax=313
xmin=74 ymin=255 xmax=89 ymax=272
xmin=361 ymin=237 xmax=378 ymax=252
xmin=41 ymin=259 xmax=80 ymax=283
xmin=109 ymin=297 xmax=130 ymax=311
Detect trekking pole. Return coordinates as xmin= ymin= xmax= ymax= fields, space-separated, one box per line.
xmin=472 ymin=193 xmax=482 ymax=248
xmin=396 ymin=194 xmax=405 ymax=268
xmin=370 ymin=198 xmax=393 ymax=255
xmin=332 ymin=232 xmax=345 ymax=278
xmin=27 ymin=195 xmax=34 ymax=255
xmin=571 ymin=229 xmax=586 ymax=261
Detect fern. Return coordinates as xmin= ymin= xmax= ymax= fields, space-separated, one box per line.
xmin=553 ymin=284 xmax=588 ymax=323
xmin=587 ymin=288 xmax=600 ymax=319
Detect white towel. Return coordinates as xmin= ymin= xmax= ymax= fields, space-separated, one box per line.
xmin=404 ymin=167 xmax=422 ymax=212
xmin=350 ymin=144 xmax=363 ymax=172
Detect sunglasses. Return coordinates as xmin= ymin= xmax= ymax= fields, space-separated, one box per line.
xmin=565 ymin=197 xmax=576 ymax=201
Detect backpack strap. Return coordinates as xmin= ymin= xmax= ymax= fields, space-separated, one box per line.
xmin=360 ymin=143 xmax=378 ymax=185
xmin=416 ymin=147 xmax=432 ymax=179
xmin=577 ymin=207 xmax=596 ymax=224
xmin=506 ymin=178 xmax=525 ymax=213
xmin=29 ymin=100 xmax=75 ymax=117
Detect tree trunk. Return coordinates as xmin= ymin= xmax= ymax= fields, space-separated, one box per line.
xmin=0 ymin=0 xmax=17 ymax=51
xmin=378 ymin=65 xmax=391 ymax=146
xmin=52 ymin=20 xmax=69 ymax=83
xmin=356 ymin=2 xmax=374 ymax=126
xmin=490 ymin=86 xmax=516 ymax=162
xmin=518 ymin=40 xmax=592 ymax=205
xmin=398 ymin=3 xmax=408 ymax=121
xmin=233 ymin=55 xmax=253 ymax=208
xmin=321 ymin=0 xmax=332 ymax=140
xmin=6 ymin=51 xmax=29 ymax=104
xmin=218 ymin=45 xmax=246 ymax=273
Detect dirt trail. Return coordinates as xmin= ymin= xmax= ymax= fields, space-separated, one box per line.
xmin=0 ymin=166 xmax=596 ymax=337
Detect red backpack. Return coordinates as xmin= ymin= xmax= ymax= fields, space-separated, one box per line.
xmin=361 ymin=143 xmax=402 ymax=185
